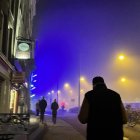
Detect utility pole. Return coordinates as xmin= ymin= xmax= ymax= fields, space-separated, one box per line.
xmin=78 ymin=77 xmax=80 ymax=108
xmin=57 ymin=81 xmax=59 ymax=103
xmin=78 ymin=52 xmax=81 ymax=108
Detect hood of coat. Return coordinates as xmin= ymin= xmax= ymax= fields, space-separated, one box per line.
xmin=93 ymin=83 xmax=107 ymax=93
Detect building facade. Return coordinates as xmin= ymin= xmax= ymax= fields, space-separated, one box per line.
xmin=0 ymin=0 xmax=36 ymax=113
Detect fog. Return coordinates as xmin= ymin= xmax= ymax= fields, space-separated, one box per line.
xmin=32 ymin=0 xmax=140 ymax=110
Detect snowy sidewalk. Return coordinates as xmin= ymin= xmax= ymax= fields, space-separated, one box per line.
xmin=43 ymin=116 xmax=129 ymax=140
xmin=43 ymin=116 xmax=85 ymax=140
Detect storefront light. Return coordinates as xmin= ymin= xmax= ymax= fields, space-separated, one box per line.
xmin=24 ymin=82 xmax=28 ymax=87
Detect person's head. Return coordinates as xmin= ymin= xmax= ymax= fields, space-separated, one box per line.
xmin=92 ymin=76 xmax=105 ymax=87
xmin=54 ymin=99 xmax=56 ymax=102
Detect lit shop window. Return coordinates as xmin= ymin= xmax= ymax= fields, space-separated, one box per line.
xmin=10 ymin=89 xmax=18 ymax=113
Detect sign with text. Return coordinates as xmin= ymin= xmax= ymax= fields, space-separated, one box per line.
xmin=11 ymin=72 xmax=25 ymax=83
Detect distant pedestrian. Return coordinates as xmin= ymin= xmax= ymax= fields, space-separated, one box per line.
xmin=35 ymin=100 xmax=40 ymax=116
xmin=61 ymin=102 xmax=65 ymax=111
xmin=39 ymin=96 xmax=47 ymax=123
xmin=78 ymin=76 xmax=127 ymax=140
xmin=51 ymin=99 xmax=59 ymax=124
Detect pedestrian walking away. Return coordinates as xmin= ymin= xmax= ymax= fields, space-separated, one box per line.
xmin=39 ymin=96 xmax=47 ymax=123
xmin=51 ymin=99 xmax=59 ymax=124
xmin=78 ymin=76 xmax=127 ymax=140
xmin=36 ymin=100 xmax=40 ymax=116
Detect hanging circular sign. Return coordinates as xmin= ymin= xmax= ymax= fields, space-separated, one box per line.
xmin=18 ymin=43 xmax=30 ymax=51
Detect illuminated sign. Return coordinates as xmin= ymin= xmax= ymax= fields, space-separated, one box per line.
xmin=15 ymin=39 xmax=34 ymax=59
xmin=18 ymin=43 xmax=30 ymax=51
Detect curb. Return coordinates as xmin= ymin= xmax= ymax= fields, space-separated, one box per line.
xmin=13 ymin=123 xmax=44 ymax=140
xmin=29 ymin=123 xmax=47 ymax=140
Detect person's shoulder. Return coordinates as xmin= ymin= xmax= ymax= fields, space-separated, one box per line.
xmin=85 ymin=90 xmax=93 ymax=97
xmin=55 ymin=102 xmax=58 ymax=105
xmin=107 ymin=88 xmax=120 ymax=97
xmin=85 ymin=90 xmax=93 ymax=94
xmin=43 ymin=99 xmax=47 ymax=102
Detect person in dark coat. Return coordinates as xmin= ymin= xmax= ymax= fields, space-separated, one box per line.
xmin=78 ymin=76 xmax=127 ymax=140
xmin=51 ymin=99 xmax=59 ymax=124
xmin=39 ymin=96 xmax=47 ymax=123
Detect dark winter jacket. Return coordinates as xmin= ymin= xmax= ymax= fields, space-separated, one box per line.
xmin=51 ymin=102 xmax=59 ymax=115
xmin=39 ymin=99 xmax=47 ymax=112
xmin=78 ymin=83 xmax=127 ymax=140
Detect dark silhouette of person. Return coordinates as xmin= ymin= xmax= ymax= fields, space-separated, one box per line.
xmin=36 ymin=100 xmax=40 ymax=116
xmin=78 ymin=76 xmax=127 ymax=140
xmin=39 ymin=96 xmax=47 ymax=123
xmin=51 ymin=99 xmax=59 ymax=124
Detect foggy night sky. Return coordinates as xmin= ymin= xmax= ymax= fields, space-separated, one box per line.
xmin=32 ymin=0 xmax=140 ymax=103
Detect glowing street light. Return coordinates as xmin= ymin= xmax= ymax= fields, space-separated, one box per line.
xmin=51 ymin=90 xmax=54 ymax=94
xmin=78 ymin=76 xmax=86 ymax=107
xmin=121 ymin=77 xmax=126 ymax=82
xmin=64 ymin=83 xmax=70 ymax=88
xmin=118 ymin=54 xmax=125 ymax=60
xmin=58 ymin=90 xmax=61 ymax=94
xmin=80 ymin=89 xmax=84 ymax=93
xmin=80 ymin=77 xmax=85 ymax=81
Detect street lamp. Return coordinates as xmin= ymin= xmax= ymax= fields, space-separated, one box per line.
xmin=51 ymin=90 xmax=54 ymax=94
xmin=78 ymin=76 xmax=85 ymax=107
xmin=57 ymin=90 xmax=61 ymax=103
xmin=80 ymin=77 xmax=85 ymax=82
xmin=121 ymin=77 xmax=126 ymax=82
xmin=118 ymin=54 xmax=125 ymax=60
xmin=80 ymin=89 xmax=84 ymax=93
xmin=64 ymin=83 xmax=70 ymax=88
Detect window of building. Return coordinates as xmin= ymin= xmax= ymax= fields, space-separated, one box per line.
xmin=1 ymin=12 xmax=8 ymax=56
xmin=0 ymin=10 xmax=4 ymax=51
